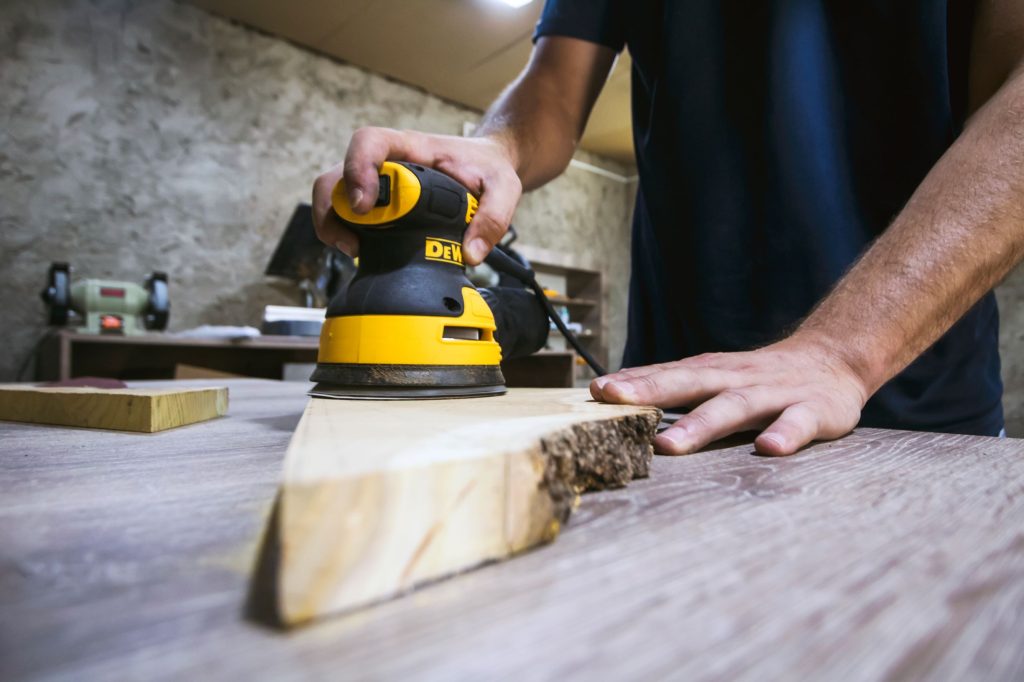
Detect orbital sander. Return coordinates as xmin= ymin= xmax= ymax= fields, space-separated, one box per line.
xmin=309 ymin=161 xmax=605 ymax=400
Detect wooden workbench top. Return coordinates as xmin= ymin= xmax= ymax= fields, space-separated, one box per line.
xmin=2 ymin=379 xmax=1022 ymax=680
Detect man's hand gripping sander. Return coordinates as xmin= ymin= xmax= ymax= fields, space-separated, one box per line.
xmin=309 ymin=161 xmax=606 ymax=400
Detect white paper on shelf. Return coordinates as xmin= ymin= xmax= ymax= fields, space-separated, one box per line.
xmin=173 ymin=325 xmax=261 ymax=339
xmin=263 ymin=305 xmax=327 ymax=323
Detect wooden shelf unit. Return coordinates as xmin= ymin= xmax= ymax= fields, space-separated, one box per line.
xmin=514 ymin=244 xmax=608 ymax=384
xmin=546 ymin=297 xmax=598 ymax=309
xmin=34 ymin=330 xmax=578 ymax=388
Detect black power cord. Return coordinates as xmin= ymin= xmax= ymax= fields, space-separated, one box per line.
xmin=15 ymin=329 xmax=56 ymax=382
xmin=485 ymin=247 xmax=607 ymax=377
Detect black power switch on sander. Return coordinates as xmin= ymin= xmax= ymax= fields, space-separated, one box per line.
xmin=309 ymin=161 xmax=604 ymax=400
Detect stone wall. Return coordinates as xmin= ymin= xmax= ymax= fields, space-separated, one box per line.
xmin=2 ymin=0 xmax=1021 ymax=435
xmin=996 ymin=281 xmax=1024 ymax=436
xmin=0 ymin=0 xmax=635 ymax=382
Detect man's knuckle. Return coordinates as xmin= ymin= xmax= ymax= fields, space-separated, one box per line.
xmin=634 ymin=375 xmax=662 ymax=393
xmin=350 ymin=126 xmax=394 ymax=158
xmin=687 ymin=411 xmax=714 ymax=430
xmin=314 ymin=225 xmax=335 ymax=245
xmin=474 ymin=213 xmax=506 ymax=238
xmin=721 ymin=389 xmax=754 ymax=411
xmin=434 ymin=150 xmax=458 ymax=171
xmin=314 ymin=170 xmax=338 ymax=192
xmin=361 ymin=125 xmax=388 ymax=137
xmin=792 ymin=403 xmax=822 ymax=431
xmin=350 ymin=127 xmax=374 ymax=147
xmin=342 ymin=158 xmax=361 ymax=177
xmin=483 ymin=167 xmax=518 ymax=192
xmin=503 ymin=169 xmax=523 ymax=194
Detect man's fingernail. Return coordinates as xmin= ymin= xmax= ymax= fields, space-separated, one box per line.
xmin=335 ymin=240 xmax=351 ymax=254
xmin=655 ymin=429 xmax=690 ymax=453
xmin=467 ymin=238 xmax=488 ymax=263
xmin=761 ymin=434 xmax=786 ymax=451
xmin=593 ymin=377 xmax=609 ymax=391
xmin=348 ymin=187 xmax=363 ymax=209
xmin=609 ymin=382 xmax=637 ymax=400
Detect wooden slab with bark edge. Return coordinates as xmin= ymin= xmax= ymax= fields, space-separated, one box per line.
xmin=0 ymin=384 xmax=228 ymax=432
xmin=277 ymin=388 xmax=660 ymax=625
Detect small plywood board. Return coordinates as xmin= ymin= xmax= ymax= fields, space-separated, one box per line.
xmin=276 ymin=388 xmax=660 ymax=625
xmin=0 ymin=384 xmax=228 ymax=433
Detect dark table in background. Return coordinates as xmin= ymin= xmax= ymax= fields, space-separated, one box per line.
xmin=1 ymin=379 xmax=1022 ymax=680
xmin=34 ymin=329 xmax=576 ymax=386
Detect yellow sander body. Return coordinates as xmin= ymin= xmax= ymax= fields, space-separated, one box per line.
xmin=309 ymin=161 xmax=510 ymax=399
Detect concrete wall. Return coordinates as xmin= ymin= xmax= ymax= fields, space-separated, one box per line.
xmin=997 ymin=280 xmax=1024 ymax=436
xmin=0 ymin=0 xmax=635 ymax=382
xmin=2 ymin=0 xmax=1022 ymax=435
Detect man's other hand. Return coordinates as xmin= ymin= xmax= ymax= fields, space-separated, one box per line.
xmin=311 ymin=128 xmax=522 ymax=265
xmin=591 ymin=337 xmax=869 ymax=456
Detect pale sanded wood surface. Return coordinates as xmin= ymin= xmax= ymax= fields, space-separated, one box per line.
xmin=0 ymin=384 xmax=228 ymax=432
xmin=278 ymin=390 xmax=660 ymax=624
xmin=1 ymin=379 xmax=1023 ymax=681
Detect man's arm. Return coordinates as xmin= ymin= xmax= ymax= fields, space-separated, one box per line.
xmin=311 ymin=37 xmax=617 ymax=264
xmin=477 ymin=37 xmax=617 ymax=191
xmin=791 ymin=2 xmax=1024 ymax=403
xmin=595 ymin=0 xmax=1024 ymax=455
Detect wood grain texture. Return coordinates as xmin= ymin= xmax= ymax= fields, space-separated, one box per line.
xmin=277 ymin=389 xmax=661 ymax=624
xmin=1 ymin=380 xmax=1022 ymax=681
xmin=0 ymin=384 xmax=228 ymax=432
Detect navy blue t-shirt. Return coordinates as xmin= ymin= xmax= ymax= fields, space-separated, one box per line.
xmin=536 ymin=0 xmax=1003 ymax=435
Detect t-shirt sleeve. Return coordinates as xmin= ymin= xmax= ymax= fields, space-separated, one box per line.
xmin=533 ymin=0 xmax=627 ymax=52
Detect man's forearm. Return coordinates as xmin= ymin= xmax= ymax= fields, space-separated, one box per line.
xmin=475 ymin=37 xmax=617 ymax=191
xmin=475 ymin=74 xmax=578 ymax=190
xmin=795 ymin=64 xmax=1024 ymax=394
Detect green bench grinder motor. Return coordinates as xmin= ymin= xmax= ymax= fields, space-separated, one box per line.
xmin=40 ymin=262 xmax=170 ymax=335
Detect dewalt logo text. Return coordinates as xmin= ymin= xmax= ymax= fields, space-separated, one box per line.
xmin=424 ymin=238 xmax=463 ymax=266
